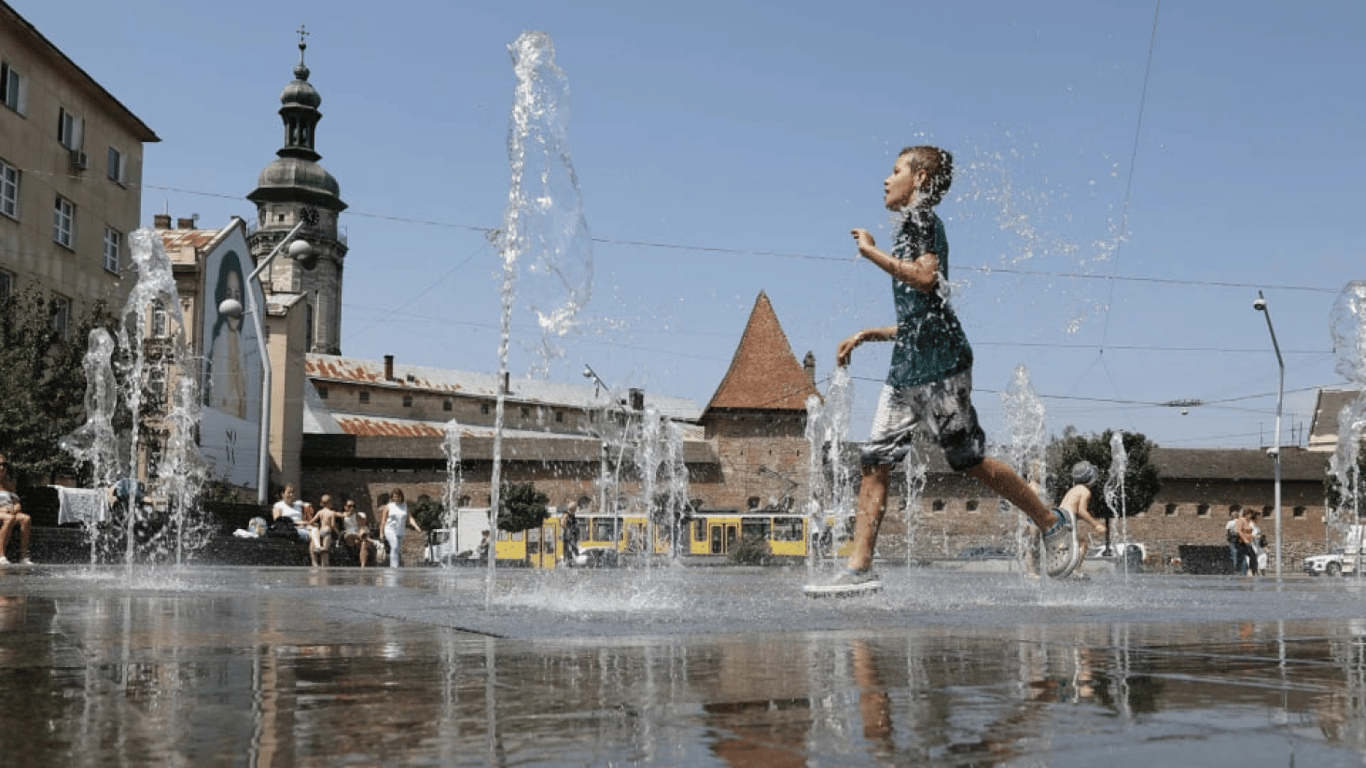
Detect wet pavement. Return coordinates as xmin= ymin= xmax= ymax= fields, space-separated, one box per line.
xmin=1 ymin=564 xmax=1365 ymax=767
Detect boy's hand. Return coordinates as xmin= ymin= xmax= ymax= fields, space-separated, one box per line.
xmin=851 ymin=228 xmax=876 ymax=256
xmin=836 ymin=333 xmax=862 ymax=368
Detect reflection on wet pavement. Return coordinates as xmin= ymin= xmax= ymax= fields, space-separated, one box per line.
xmin=1 ymin=566 xmax=1365 ymax=766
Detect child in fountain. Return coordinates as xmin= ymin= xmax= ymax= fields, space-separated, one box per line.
xmin=806 ymin=146 xmax=1084 ymax=597
xmin=1059 ymin=461 xmax=1107 ymax=562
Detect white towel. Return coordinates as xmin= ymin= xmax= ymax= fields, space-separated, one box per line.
xmin=55 ymin=487 xmax=108 ymax=525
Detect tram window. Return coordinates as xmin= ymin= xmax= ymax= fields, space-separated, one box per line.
xmin=741 ymin=520 xmax=769 ymax=540
xmin=773 ymin=518 xmax=803 ymax=542
xmin=591 ymin=518 xmax=619 ymax=541
xmin=693 ymin=520 xmax=706 ymax=542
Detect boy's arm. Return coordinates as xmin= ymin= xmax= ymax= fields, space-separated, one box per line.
xmin=852 ymin=228 xmax=939 ymax=293
xmin=837 ymin=326 xmax=896 ymax=367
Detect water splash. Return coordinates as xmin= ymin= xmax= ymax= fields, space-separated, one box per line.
xmin=1000 ymin=365 xmax=1047 ymax=573
xmin=501 ymin=30 xmax=593 ymax=378
xmin=489 ymin=31 xmax=593 ymax=601
xmin=1105 ymin=431 xmax=1130 ymax=577
xmin=1328 ymin=281 xmax=1366 ymax=570
xmin=805 ymin=368 xmax=856 ymax=570
xmin=441 ymin=419 xmax=463 ymax=567
xmin=61 ymin=229 xmax=208 ymax=565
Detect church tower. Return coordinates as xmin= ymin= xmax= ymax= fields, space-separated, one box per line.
xmin=248 ymin=26 xmax=348 ymax=355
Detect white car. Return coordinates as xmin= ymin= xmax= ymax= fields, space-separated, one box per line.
xmin=1304 ymin=551 xmax=1362 ymax=577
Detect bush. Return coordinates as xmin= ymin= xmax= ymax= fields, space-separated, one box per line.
xmin=730 ymin=534 xmax=773 ymax=566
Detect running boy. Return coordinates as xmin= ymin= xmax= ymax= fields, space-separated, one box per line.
xmin=805 ymin=146 xmax=1083 ymax=597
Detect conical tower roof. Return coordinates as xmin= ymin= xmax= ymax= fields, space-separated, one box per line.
xmin=703 ymin=291 xmax=821 ymax=417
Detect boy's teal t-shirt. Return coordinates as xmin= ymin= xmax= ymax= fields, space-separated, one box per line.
xmin=885 ymin=209 xmax=974 ymax=388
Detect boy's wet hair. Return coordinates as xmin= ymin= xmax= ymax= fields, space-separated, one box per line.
xmin=1071 ymin=461 xmax=1098 ymax=486
xmin=898 ymin=145 xmax=954 ymax=207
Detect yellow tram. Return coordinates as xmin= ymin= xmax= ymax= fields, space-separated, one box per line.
xmin=492 ymin=510 xmax=845 ymax=568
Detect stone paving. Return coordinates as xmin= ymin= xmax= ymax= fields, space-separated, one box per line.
xmin=1 ymin=564 xmax=1364 ymax=766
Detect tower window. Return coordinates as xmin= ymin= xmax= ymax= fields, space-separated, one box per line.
xmin=443 ymin=400 xmax=452 ymax=412
xmin=359 ymin=391 xmax=370 ymax=404
xmin=317 ymin=386 xmax=328 ymax=399
xmin=402 ymin=395 xmax=413 ymax=408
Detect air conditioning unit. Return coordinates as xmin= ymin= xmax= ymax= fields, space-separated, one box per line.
xmin=69 ymin=149 xmax=88 ymax=170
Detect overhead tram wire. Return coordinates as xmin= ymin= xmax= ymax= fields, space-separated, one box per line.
xmin=1088 ymin=0 xmax=1163 ymax=415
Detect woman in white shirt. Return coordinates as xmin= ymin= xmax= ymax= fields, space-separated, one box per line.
xmin=377 ymin=488 xmax=422 ymax=568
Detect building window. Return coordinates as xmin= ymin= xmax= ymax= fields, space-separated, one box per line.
xmin=965 ymin=499 xmax=980 ymax=512
xmin=480 ymin=403 xmax=490 ymax=415
xmin=1 ymin=61 xmax=26 ymax=114
xmin=358 ymin=391 xmax=370 ymax=404
xmin=1196 ymin=504 xmax=1210 ymax=518
xmin=0 ymin=270 xmax=12 ymax=302
xmin=402 ymin=395 xmax=413 ymax=408
xmin=555 ymin=410 xmax=564 ymax=423
xmin=151 ymin=299 xmax=168 ymax=338
xmin=58 ymin=107 xmax=83 ymax=150
xmin=107 ymin=146 xmax=126 ymax=185
xmin=53 ymin=196 xmax=74 ymax=248
xmin=50 ymin=295 xmax=71 ymax=340
xmin=1165 ymin=503 xmax=1178 ymax=516
xmin=0 ymin=158 xmax=17 ymax=219
xmin=520 ymin=406 xmax=530 ymax=418
xmin=1292 ymin=506 xmax=1306 ymax=519
xmin=931 ymin=499 xmax=945 ymax=511
xmin=103 ymin=227 xmax=121 ymax=273
xmin=442 ymin=399 xmax=452 ymax=411
xmin=747 ymin=497 xmax=760 ymax=510
xmin=317 ymin=386 xmax=328 ymax=400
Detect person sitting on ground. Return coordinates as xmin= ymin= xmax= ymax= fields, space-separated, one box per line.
xmin=341 ymin=499 xmax=376 ymax=567
xmin=309 ymin=494 xmax=341 ymax=567
xmin=271 ymin=484 xmax=313 ymax=542
xmin=0 ymin=454 xmax=33 ymax=565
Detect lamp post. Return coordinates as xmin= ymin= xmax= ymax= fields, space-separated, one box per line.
xmin=219 ymin=210 xmax=317 ymax=504
xmin=1254 ymin=290 xmax=1284 ymax=580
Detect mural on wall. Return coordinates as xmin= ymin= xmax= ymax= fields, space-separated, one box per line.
xmin=200 ymin=228 xmax=264 ymax=489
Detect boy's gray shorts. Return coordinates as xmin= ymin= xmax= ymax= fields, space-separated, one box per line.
xmin=861 ymin=370 xmax=986 ymax=472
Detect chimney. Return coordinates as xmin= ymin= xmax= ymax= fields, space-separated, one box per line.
xmin=383 ymin=354 xmax=394 ymax=381
xmin=502 ymin=371 xmax=511 ymax=395
xmin=153 ymin=214 xmax=172 ymax=229
xmin=803 ymin=351 xmax=816 ymax=385
xmin=176 ymin=217 xmax=196 ymax=229
xmin=629 ymin=387 xmax=644 ymax=412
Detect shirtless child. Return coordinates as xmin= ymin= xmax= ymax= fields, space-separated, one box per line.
xmin=1057 ymin=462 xmax=1107 ymax=561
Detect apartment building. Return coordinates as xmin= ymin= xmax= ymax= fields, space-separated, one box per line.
xmin=0 ymin=1 xmax=159 ymax=330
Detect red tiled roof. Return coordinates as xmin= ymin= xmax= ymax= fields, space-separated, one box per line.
xmin=703 ymin=291 xmax=820 ymax=416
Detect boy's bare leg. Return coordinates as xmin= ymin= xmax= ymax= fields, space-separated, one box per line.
xmin=964 ymin=458 xmax=1058 ymax=530
xmin=848 ymin=464 xmax=892 ymax=572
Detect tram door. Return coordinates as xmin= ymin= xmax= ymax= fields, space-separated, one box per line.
xmin=708 ymin=521 xmax=739 ymax=555
xmin=528 ymin=520 xmax=560 ymax=569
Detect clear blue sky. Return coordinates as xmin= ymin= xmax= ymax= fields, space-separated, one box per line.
xmin=18 ymin=0 xmax=1366 ymax=450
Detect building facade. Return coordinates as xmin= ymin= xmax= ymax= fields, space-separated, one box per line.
xmin=0 ymin=1 xmax=158 ymax=325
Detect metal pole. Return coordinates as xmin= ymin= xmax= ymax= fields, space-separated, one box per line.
xmin=244 ymin=219 xmax=309 ymax=505
xmin=1255 ymin=291 xmax=1284 ymax=580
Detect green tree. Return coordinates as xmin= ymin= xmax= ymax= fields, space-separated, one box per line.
xmin=410 ymin=493 xmax=445 ymax=531
xmin=1049 ymin=428 xmax=1161 ymax=520
xmin=0 ymin=289 xmax=106 ymax=482
xmin=497 ymin=481 xmax=548 ymax=533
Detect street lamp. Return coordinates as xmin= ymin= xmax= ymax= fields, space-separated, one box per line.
xmin=1254 ymin=290 xmax=1284 ymax=580
xmin=218 ymin=209 xmax=317 ymax=504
